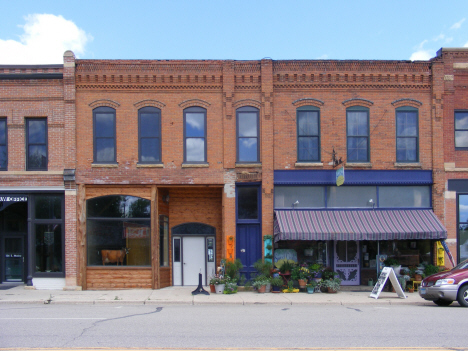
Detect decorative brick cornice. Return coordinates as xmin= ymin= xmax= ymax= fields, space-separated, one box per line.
xmin=391 ymin=98 xmax=423 ymax=108
xmin=178 ymin=99 xmax=211 ymax=109
xmin=233 ymin=99 xmax=261 ymax=109
xmin=292 ymin=98 xmax=324 ymax=108
xmin=342 ymin=98 xmax=374 ymax=108
xmin=274 ymin=83 xmax=431 ymax=90
xmin=134 ymin=99 xmax=166 ymax=109
xmin=88 ymin=99 xmax=120 ymax=109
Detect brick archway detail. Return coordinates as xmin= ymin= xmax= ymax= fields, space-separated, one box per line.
xmin=233 ymin=99 xmax=261 ymax=109
xmin=342 ymin=98 xmax=374 ymax=108
xmin=134 ymin=99 xmax=166 ymax=110
xmin=89 ymin=99 xmax=120 ymax=109
xmin=391 ymin=98 xmax=423 ymax=108
xmin=292 ymin=98 xmax=324 ymax=108
xmin=179 ymin=99 xmax=211 ymax=109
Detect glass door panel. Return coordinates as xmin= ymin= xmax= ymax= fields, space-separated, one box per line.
xmin=5 ymin=237 xmax=23 ymax=282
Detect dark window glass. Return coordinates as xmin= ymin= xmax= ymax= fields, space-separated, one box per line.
xmin=0 ymin=119 xmax=7 ymax=170
xmin=139 ymin=107 xmax=161 ymax=163
xmin=396 ymin=110 xmax=418 ymax=162
xmin=237 ymin=187 xmax=258 ymax=220
xmin=160 ymin=215 xmax=169 ymax=266
xmin=86 ymin=195 xmax=151 ymax=266
xmin=379 ymin=186 xmax=430 ymax=208
xmin=93 ymin=107 xmax=116 ymax=163
xmin=274 ymin=186 xmax=325 ymax=208
xmin=172 ymin=223 xmax=216 ymax=234
xmin=459 ymin=195 xmax=468 ymax=262
xmin=237 ymin=107 xmax=259 ymax=162
xmin=455 ymin=111 xmax=468 ymax=148
xmin=347 ymin=110 xmax=369 ymax=162
xmin=35 ymin=224 xmax=62 ymax=272
xmin=184 ymin=107 xmax=206 ymax=162
xmin=297 ymin=110 xmax=320 ymax=162
xmin=26 ymin=118 xmax=47 ymax=170
xmin=35 ymin=195 xmax=62 ymax=219
xmin=207 ymin=238 xmax=214 ymax=262
xmin=174 ymin=238 xmax=181 ymax=263
xmin=87 ymin=195 xmax=150 ymax=218
xmin=327 ymin=186 xmax=376 ymax=208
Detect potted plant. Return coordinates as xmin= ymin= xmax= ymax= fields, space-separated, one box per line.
xmin=270 ymin=276 xmax=283 ymax=293
xmin=308 ymin=263 xmax=323 ymax=280
xmin=424 ymin=264 xmax=439 ymax=277
xmin=322 ymin=267 xmax=339 ymax=280
xmin=209 ymin=275 xmax=218 ymax=293
xmin=253 ymin=277 xmax=270 ymax=293
xmin=291 ymin=265 xmax=309 ymax=288
xmin=212 ymin=276 xmax=227 ymax=294
xmin=223 ymin=280 xmax=238 ymax=294
xmin=306 ymin=280 xmax=317 ymax=294
xmin=322 ymin=277 xmax=341 ymax=293
xmin=283 ymin=280 xmax=299 ymax=293
xmin=384 ymin=257 xmax=401 ymax=275
xmin=224 ymin=258 xmax=243 ymax=283
xmin=277 ymin=260 xmax=294 ymax=275
xmin=407 ymin=284 xmax=415 ymax=293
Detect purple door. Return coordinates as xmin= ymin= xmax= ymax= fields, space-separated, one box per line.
xmin=334 ymin=240 xmax=360 ymax=285
xmin=236 ymin=224 xmax=261 ymax=281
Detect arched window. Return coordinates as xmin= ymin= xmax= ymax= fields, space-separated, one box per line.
xmin=396 ymin=106 xmax=418 ymax=162
xmin=297 ymin=106 xmax=320 ymax=162
xmin=86 ymin=195 xmax=151 ymax=266
xmin=93 ymin=107 xmax=116 ymax=163
xmin=138 ymin=106 xmax=161 ymax=163
xmin=347 ymin=106 xmax=369 ymax=162
xmin=237 ymin=106 xmax=259 ymax=163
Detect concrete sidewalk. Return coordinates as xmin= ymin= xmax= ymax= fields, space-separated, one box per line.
xmin=0 ymin=284 xmax=434 ymax=306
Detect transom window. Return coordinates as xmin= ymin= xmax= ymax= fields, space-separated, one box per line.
xmin=237 ymin=106 xmax=259 ymax=163
xmin=297 ymin=106 xmax=320 ymax=162
xmin=93 ymin=107 xmax=116 ymax=163
xmin=458 ymin=195 xmax=468 ymax=262
xmin=347 ymin=107 xmax=369 ymax=162
xmin=26 ymin=118 xmax=47 ymax=170
xmin=455 ymin=111 xmax=468 ymax=149
xmin=0 ymin=118 xmax=7 ymax=170
xmin=138 ymin=107 xmax=161 ymax=163
xmin=184 ymin=107 xmax=207 ymax=163
xmin=396 ymin=107 xmax=418 ymax=162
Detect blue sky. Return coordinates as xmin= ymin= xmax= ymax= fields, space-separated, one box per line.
xmin=0 ymin=0 xmax=467 ymax=64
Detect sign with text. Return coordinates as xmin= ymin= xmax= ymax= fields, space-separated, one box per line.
xmin=336 ymin=166 xmax=344 ymax=186
xmin=369 ymin=267 xmax=406 ymax=299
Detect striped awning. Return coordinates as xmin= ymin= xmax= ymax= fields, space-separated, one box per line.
xmin=274 ymin=209 xmax=447 ymax=242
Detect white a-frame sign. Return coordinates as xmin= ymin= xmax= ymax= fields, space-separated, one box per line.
xmin=369 ymin=267 xmax=407 ymax=299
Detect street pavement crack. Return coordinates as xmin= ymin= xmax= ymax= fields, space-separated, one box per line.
xmin=61 ymin=306 xmax=163 ymax=347
xmin=346 ymin=307 xmax=363 ymax=312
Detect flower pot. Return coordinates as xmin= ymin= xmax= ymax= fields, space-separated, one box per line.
xmin=408 ymin=288 xmax=414 ymax=293
xmin=327 ymin=287 xmax=338 ymax=293
xmin=257 ymin=285 xmax=266 ymax=293
xmin=214 ymin=284 xmax=225 ymax=294
xmin=272 ymin=285 xmax=281 ymax=293
xmin=265 ymin=283 xmax=271 ymax=293
xmin=298 ymin=279 xmax=307 ymax=288
xmin=368 ymin=279 xmax=374 ymax=286
xmin=307 ymin=286 xmax=315 ymax=294
xmin=210 ymin=284 xmax=216 ymax=293
xmin=414 ymin=274 xmax=423 ymax=281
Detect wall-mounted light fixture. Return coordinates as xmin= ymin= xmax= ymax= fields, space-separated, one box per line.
xmin=292 ymin=200 xmax=299 ymax=209
xmin=368 ymin=198 xmax=375 ymax=209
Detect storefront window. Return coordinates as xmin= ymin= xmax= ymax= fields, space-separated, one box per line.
xmin=160 ymin=215 xmax=169 ymax=266
xmin=376 ymin=240 xmax=431 ymax=266
xmin=35 ymin=224 xmax=62 ymax=272
xmin=274 ymin=186 xmax=325 ymax=208
xmin=458 ymin=195 xmax=468 ymax=262
xmin=379 ymin=186 xmax=430 ymax=208
xmin=87 ymin=196 xmax=151 ymax=266
xmin=327 ymin=186 xmax=376 ymax=208
xmin=35 ymin=195 xmax=62 ymax=219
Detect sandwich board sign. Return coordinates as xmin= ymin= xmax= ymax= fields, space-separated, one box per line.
xmin=369 ymin=267 xmax=406 ymax=299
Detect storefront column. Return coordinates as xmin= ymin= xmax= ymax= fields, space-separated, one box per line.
xmin=26 ymin=198 xmax=33 ymax=286
xmin=65 ymin=189 xmax=77 ymax=287
xmin=223 ymin=170 xmax=236 ymax=260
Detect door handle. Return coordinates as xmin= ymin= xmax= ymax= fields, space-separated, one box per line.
xmin=240 ymin=249 xmax=246 ymax=253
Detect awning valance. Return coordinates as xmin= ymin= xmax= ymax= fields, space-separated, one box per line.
xmin=274 ymin=209 xmax=447 ymax=242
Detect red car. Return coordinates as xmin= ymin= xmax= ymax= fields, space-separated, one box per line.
xmin=419 ymin=259 xmax=468 ymax=307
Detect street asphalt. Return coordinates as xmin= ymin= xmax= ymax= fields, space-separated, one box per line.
xmin=0 ymin=284 xmax=444 ymax=306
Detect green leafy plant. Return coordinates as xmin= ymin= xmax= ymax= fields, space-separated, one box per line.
xmin=321 ymin=277 xmax=342 ymax=292
xmin=253 ymin=259 xmax=273 ymax=277
xmin=424 ymin=264 xmax=439 ymax=277
xmin=252 ymin=278 xmax=270 ymax=289
xmin=291 ymin=266 xmax=309 ymax=280
xmin=308 ymin=263 xmax=323 ymax=278
xmin=223 ymin=281 xmax=238 ymax=294
xmin=263 ymin=235 xmax=273 ymax=241
xmin=322 ymin=266 xmax=338 ymax=280
xmin=278 ymin=260 xmax=295 ymax=274
xmin=224 ymin=258 xmax=243 ymax=282
xmin=306 ymin=280 xmax=318 ymax=289
xmin=270 ymin=276 xmax=283 ymax=288
xmin=384 ymin=258 xmax=400 ymax=266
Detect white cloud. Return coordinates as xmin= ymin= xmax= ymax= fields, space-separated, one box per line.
xmin=0 ymin=14 xmax=92 ymax=64
xmin=316 ymin=54 xmax=328 ymax=59
xmin=410 ymin=50 xmax=434 ymax=61
xmin=465 ymin=41 xmax=468 ymax=47
xmin=451 ymin=18 xmax=465 ymax=30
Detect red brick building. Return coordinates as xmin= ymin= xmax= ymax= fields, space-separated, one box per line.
xmin=0 ymin=51 xmax=77 ymax=289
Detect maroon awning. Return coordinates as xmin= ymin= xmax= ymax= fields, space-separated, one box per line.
xmin=274 ymin=209 xmax=447 ymax=242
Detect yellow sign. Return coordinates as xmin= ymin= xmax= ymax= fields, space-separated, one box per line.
xmin=336 ymin=166 xmax=344 ymax=186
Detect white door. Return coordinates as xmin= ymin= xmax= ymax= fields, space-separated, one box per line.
xmin=334 ymin=241 xmax=360 ymax=285
xmin=182 ymin=237 xmax=206 ymax=285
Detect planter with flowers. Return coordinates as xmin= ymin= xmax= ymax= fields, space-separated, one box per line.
xmin=253 ymin=277 xmax=271 ymax=293
xmin=291 ymin=265 xmax=309 ymax=288
xmin=321 ymin=277 xmax=342 ymax=293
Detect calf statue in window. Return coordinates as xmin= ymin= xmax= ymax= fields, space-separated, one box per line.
xmin=101 ymin=248 xmax=130 ymax=266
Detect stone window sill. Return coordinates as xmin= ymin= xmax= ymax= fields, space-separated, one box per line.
xmin=182 ymin=163 xmax=209 ymax=168
xmin=236 ymin=163 xmax=262 ymax=168
xmin=137 ymin=163 xmax=164 ymax=168
xmin=295 ymin=162 xmax=323 ymax=167
xmin=92 ymin=163 xmax=118 ymax=168
xmin=345 ymin=162 xmax=372 ymax=168
xmin=394 ymin=162 xmax=422 ymax=168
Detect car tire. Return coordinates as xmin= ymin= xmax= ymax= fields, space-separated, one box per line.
xmin=457 ymin=285 xmax=468 ymax=307
xmin=433 ymin=299 xmax=453 ymax=307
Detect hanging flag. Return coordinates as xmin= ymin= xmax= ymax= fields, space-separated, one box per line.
xmin=336 ymin=166 xmax=345 ymax=186
xmin=439 ymin=239 xmax=456 ymax=268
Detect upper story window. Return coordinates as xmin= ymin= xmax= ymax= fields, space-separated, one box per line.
xmin=396 ymin=107 xmax=418 ymax=162
xmin=0 ymin=118 xmax=7 ymax=170
xmin=138 ymin=107 xmax=161 ymax=163
xmin=184 ymin=107 xmax=206 ymax=163
xmin=237 ymin=106 xmax=259 ymax=163
xmin=297 ymin=106 xmax=320 ymax=162
xmin=93 ymin=107 xmax=116 ymax=163
xmin=26 ymin=118 xmax=47 ymax=170
xmin=347 ymin=106 xmax=369 ymax=162
xmin=455 ymin=111 xmax=468 ymax=149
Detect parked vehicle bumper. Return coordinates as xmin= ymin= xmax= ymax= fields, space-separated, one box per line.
xmin=419 ymin=285 xmax=458 ymax=301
